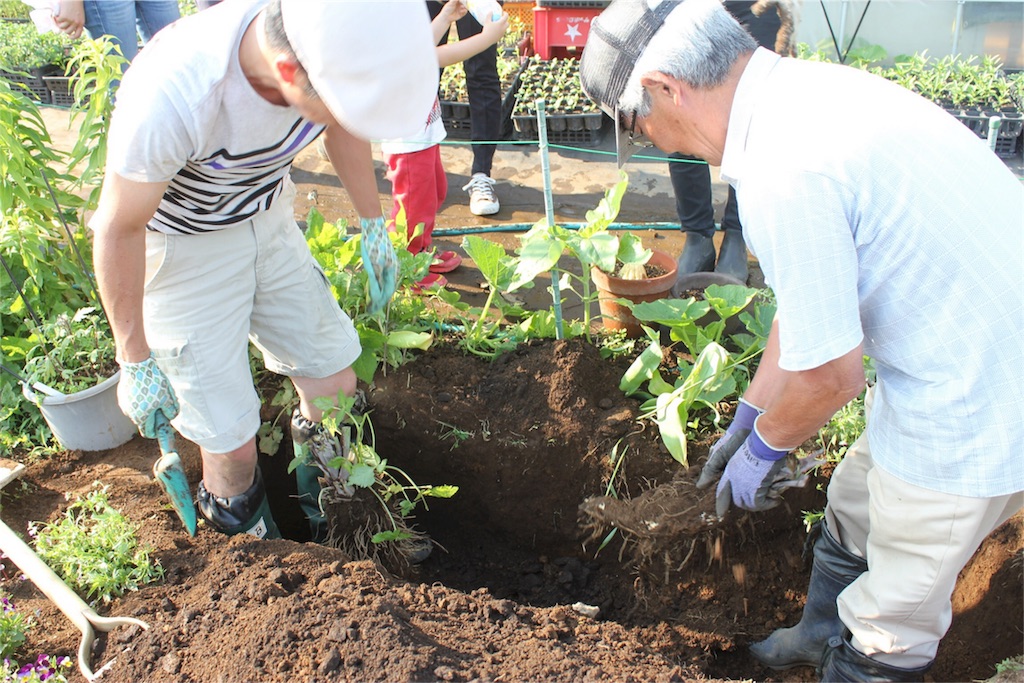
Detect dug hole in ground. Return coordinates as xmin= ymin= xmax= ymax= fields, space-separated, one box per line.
xmin=2 ymin=108 xmax=1021 ymax=683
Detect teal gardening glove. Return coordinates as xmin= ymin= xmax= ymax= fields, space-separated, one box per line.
xmin=714 ymin=420 xmax=790 ymax=518
xmin=359 ymin=216 xmax=398 ymax=314
xmin=117 ymin=354 xmax=180 ymax=438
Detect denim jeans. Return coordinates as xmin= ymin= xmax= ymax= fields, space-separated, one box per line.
xmin=84 ymin=0 xmax=180 ymax=63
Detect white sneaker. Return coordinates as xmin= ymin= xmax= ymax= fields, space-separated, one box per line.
xmin=463 ymin=173 xmax=500 ymax=216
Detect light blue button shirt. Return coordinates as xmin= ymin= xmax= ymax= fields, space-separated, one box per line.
xmin=722 ymin=49 xmax=1024 ymax=497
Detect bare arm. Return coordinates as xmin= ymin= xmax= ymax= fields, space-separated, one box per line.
xmin=90 ymin=173 xmax=169 ymax=364
xmin=431 ymin=0 xmax=467 ymax=44
xmin=745 ymin=319 xmax=866 ymax=448
xmin=437 ymin=14 xmax=509 ymax=68
xmin=320 ymin=124 xmax=382 ymax=219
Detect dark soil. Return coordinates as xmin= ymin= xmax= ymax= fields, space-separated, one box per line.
xmin=1 ymin=339 xmax=1021 ymax=683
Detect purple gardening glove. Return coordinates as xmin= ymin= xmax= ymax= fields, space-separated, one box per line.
xmin=714 ymin=421 xmax=789 ymax=518
xmin=117 ymin=354 xmax=180 ymax=439
xmin=696 ymin=399 xmax=763 ymax=488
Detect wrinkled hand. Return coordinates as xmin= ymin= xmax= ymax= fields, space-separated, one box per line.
xmin=118 ymin=355 xmax=179 ymax=438
xmin=715 ymin=426 xmax=789 ymax=518
xmin=696 ymin=399 xmax=763 ymax=489
xmin=359 ymin=216 xmax=398 ymax=314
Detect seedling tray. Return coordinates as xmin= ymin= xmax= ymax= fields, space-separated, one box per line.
xmin=441 ymin=61 xmax=526 ymax=141
xmin=1 ymin=67 xmax=58 ymax=104
xmin=513 ymin=111 xmax=606 ymax=145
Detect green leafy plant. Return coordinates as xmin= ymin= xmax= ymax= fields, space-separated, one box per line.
xmin=30 ymin=484 xmax=164 ymax=605
xmin=63 ymin=37 xmax=129 ymax=210
xmin=0 ymin=594 xmax=30 ymax=660
xmin=450 ymin=234 xmax=522 ymax=358
xmin=511 ymin=171 xmax=648 ymax=342
xmin=816 ymin=394 xmax=865 ymax=463
xmin=0 ymin=20 xmax=71 ymax=73
xmin=22 ymin=307 xmax=116 ymax=393
xmin=617 ymin=285 xmax=775 ymax=466
xmin=0 ymin=1 xmax=31 ymax=19
xmin=0 ymin=75 xmax=96 ymax=455
xmin=288 ymin=392 xmax=457 ymax=557
xmin=303 ymin=207 xmax=436 ymax=384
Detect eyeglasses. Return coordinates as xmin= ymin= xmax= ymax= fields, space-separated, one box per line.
xmin=612 ymin=107 xmax=654 ymax=168
xmin=620 ymin=110 xmax=653 ymax=148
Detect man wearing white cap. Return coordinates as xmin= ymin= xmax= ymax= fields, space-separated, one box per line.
xmin=89 ymin=0 xmax=438 ymax=547
xmin=579 ymin=0 xmax=1022 ymax=681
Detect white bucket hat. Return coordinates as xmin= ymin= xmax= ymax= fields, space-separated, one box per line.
xmin=281 ymin=0 xmax=439 ymax=141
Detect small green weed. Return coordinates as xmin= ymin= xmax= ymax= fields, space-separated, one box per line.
xmin=817 ymin=395 xmax=866 ymax=463
xmin=437 ymin=421 xmax=473 ymax=450
xmin=0 ymin=594 xmax=30 ymax=660
xmin=30 ymin=484 xmax=164 ymax=605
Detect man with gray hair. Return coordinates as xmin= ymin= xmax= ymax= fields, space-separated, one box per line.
xmin=90 ymin=0 xmax=438 ymax=550
xmin=580 ymin=1 xmax=1023 ymax=681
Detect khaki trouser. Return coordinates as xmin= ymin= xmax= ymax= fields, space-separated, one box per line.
xmin=824 ymin=386 xmax=1023 ymax=668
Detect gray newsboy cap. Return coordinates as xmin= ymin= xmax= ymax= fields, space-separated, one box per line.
xmin=579 ymin=0 xmax=680 ymax=165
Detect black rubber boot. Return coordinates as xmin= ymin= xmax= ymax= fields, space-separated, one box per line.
xmin=197 ymin=467 xmax=281 ymax=539
xmin=749 ymin=522 xmax=867 ymax=670
xmin=291 ymin=408 xmax=347 ymax=544
xmin=820 ymin=631 xmax=932 ymax=682
xmin=675 ymin=232 xmax=716 ymax=277
xmin=715 ymin=229 xmax=749 ymax=283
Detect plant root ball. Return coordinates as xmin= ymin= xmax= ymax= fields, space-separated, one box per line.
xmin=579 ymin=474 xmax=723 ymax=574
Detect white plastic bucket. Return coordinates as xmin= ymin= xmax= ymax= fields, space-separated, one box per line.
xmin=22 ymin=371 xmax=137 ymax=451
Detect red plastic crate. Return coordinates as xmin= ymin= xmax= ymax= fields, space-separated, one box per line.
xmin=532 ymin=6 xmax=603 ymax=60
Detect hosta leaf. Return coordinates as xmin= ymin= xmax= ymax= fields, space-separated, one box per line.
xmin=704 ymin=284 xmax=757 ymax=321
xmin=654 ymin=391 xmax=688 ymax=466
xmin=387 ymin=330 xmax=433 ymax=350
xmin=619 ymin=338 xmax=662 ymax=395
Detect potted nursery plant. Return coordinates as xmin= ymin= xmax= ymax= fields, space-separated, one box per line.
xmin=510 ymin=171 xmax=677 ymax=339
xmin=588 ymin=234 xmax=676 ymax=338
xmin=20 ymin=307 xmax=135 ymax=451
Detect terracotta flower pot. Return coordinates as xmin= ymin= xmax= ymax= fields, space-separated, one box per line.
xmin=591 ymin=248 xmax=677 ymax=338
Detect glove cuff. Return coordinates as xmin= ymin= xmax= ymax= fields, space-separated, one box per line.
xmin=118 ymin=352 xmax=155 ymax=370
xmin=749 ymin=420 xmax=790 ymax=461
xmin=730 ymin=398 xmax=763 ymax=433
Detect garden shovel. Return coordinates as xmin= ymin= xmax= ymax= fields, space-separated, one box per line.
xmin=0 ymin=460 xmax=150 ymax=682
xmin=153 ymin=411 xmax=197 ymax=536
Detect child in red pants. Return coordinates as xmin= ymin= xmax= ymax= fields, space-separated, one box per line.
xmin=382 ymin=0 xmax=508 ymax=290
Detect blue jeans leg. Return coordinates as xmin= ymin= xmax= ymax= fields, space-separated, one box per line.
xmin=133 ymin=0 xmax=180 ymax=43
xmin=84 ymin=0 xmax=179 ymax=62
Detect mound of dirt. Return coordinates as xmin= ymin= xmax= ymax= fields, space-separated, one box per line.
xmin=0 ymin=339 xmax=1019 ymax=682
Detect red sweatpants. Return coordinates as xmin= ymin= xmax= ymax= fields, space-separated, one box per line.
xmin=386 ymin=144 xmax=447 ymax=255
